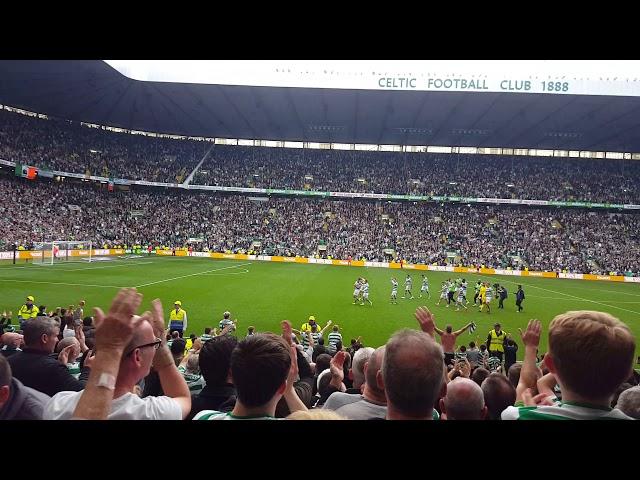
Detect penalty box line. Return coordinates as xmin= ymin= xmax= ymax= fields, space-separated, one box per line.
xmin=133 ymin=262 xmax=252 ymax=288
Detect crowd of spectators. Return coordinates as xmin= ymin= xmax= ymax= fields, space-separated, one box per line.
xmin=2 ymin=294 xmax=637 ymax=421
xmin=1 ymin=108 xmax=640 ymax=203
xmin=193 ymin=145 xmax=640 ymax=204
xmin=2 ymin=175 xmax=639 ymax=275
xmin=0 ymin=109 xmax=206 ymax=183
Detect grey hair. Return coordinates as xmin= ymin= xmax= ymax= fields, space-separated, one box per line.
xmin=22 ymin=317 xmax=58 ymax=346
xmin=616 ymin=386 xmax=640 ymax=419
xmin=351 ymin=347 xmax=374 ymax=389
xmin=186 ymin=354 xmax=200 ymax=375
xmin=365 ymin=346 xmax=386 ymax=394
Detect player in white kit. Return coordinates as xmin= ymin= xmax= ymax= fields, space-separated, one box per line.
xmin=419 ymin=274 xmax=431 ymax=299
xmin=360 ymin=278 xmax=373 ymax=306
xmin=352 ymin=278 xmax=362 ymax=304
xmin=436 ymin=281 xmax=449 ymax=306
xmin=390 ymin=278 xmax=398 ymax=304
xmin=455 ymin=284 xmax=468 ymax=311
xmin=402 ymin=275 xmax=414 ymax=299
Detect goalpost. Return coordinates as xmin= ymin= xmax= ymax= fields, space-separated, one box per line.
xmin=37 ymin=241 xmax=93 ymax=265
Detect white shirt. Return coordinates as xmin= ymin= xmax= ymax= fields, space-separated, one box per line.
xmin=43 ymin=391 xmax=183 ymax=420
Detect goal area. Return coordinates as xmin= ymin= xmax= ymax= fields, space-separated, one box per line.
xmin=36 ymin=241 xmax=93 ymax=264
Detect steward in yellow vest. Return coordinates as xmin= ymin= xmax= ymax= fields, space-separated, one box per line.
xmin=18 ymin=295 xmax=40 ymax=327
xmin=486 ymin=323 xmax=508 ymax=361
xmin=168 ymin=301 xmax=188 ymax=336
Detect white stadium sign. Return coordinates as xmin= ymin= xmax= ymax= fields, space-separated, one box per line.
xmin=105 ymin=60 xmax=640 ymax=97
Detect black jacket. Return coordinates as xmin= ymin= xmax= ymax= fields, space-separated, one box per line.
xmin=186 ymin=384 xmax=237 ymax=420
xmin=1 ymin=346 xmax=21 ymax=358
xmin=504 ymin=344 xmax=518 ymax=365
xmin=0 ymin=378 xmax=50 ymax=420
xmin=7 ymin=348 xmax=90 ymax=397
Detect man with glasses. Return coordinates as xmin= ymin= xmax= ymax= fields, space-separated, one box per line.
xmin=44 ymin=296 xmax=191 ymax=420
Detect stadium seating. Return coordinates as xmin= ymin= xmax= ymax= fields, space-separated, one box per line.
xmin=0 ymin=109 xmax=206 ymax=183
xmin=1 ymin=108 xmax=639 ymax=203
xmin=1 ymin=175 xmax=638 ymax=275
xmin=194 ymin=145 xmax=640 ymax=204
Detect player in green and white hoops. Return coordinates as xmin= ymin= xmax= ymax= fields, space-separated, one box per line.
xmin=419 ymin=274 xmax=431 ymax=299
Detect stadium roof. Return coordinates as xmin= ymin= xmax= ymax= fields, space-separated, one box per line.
xmin=2 ymin=60 xmax=640 ymax=152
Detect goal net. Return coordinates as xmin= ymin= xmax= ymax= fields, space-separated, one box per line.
xmin=37 ymin=241 xmax=93 ymax=264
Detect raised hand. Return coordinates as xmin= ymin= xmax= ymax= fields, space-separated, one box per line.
xmin=83 ymin=350 xmax=95 ymax=369
xmin=461 ymin=358 xmax=472 ymax=378
xmin=75 ymin=325 xmax=88 ymax=352
xmin=415 ymin=306 xmax=436 ymax=336
xmin=287 ymin=344 xmax=299 ymax=387
xmin=148 ymin=299 xmax=166 ymax=342
xmin=58 ymin=344 xmax=75 ymax=365
xmin=281 ymin=320 xmax=293 ymax=346
xmin=93 ymin=288 xmax=144 ymax=353
xmin=518 ymin=319 xmax=542 ymax=348
xmin=329 ymin=350 xmax=346 ymax=383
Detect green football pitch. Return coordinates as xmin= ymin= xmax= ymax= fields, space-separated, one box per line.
xmin=1 ymin=255 xmax=639 ymax=360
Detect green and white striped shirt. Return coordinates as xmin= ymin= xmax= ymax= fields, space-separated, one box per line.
xmin=200 ymin=334 xmax=214 ymax=343
xmin=193 ymin=410 xmax=278 ymax=420
xmin=219 ymin=319 xmax=234 ymax=330
xmin=501 ymin=401 xmax=633 ymax=420
xmin=301 ymin=331 xmax=321 ymax=347
xmin=178 ymin=366 xmax=206 ymax=393
xmin=67 ymin=362 xmax=81 ymax=380
xmin=328 ymin=332 xmax=342 ymax=350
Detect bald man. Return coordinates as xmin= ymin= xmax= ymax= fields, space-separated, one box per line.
xmin=1 ymin=333 xmax=23 ymax=358
xmin=44 ymin=318 xmax=191 ymax=420
xmin=379 ymin=329 xmax=446 ymax=420
xmin=334 ymin=346 xmax=387 ymax=420
xmin=441 ymin=377 xmax=487 ymax=420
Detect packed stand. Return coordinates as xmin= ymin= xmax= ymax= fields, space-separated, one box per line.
xmin=0 ymin=108 xmax=206 ymax=183
xmin=193 ymin=145 xmax=640 ymax=204
xmin=1 ymin=107 xmax=639 ymax=203
xmin=1 ymin=174 xmax=640 ymax=275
